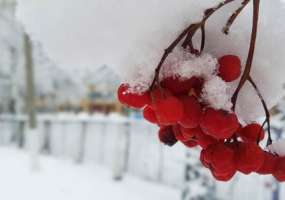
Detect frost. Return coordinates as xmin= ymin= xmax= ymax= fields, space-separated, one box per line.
xmin=16 ymin=0 xmax=285 ymax=122
xmin=202 ymin=76 xmax=233 ymax=111
xmin=178 ymin=53 xmax=218 ymax=80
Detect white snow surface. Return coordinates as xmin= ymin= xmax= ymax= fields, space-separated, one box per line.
xmin=268 ymin=139 xmax=285 ymax=157
xmin=16 ymin=0 xmax=285 ymax=122
xmin=0 ymin=146 xmax=179 ymax=200
xmin=202 ymin=76 xmax=233 ymax=111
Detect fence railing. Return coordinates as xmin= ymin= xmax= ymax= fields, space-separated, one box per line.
xmin=0 ymin=114 xmax=186 ymax=187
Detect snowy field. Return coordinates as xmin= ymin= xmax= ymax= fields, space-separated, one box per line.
xmin=0 ymin=114 xmax=285 ymax=200
xmin=0 ymin=146 xmax=180 ymax=200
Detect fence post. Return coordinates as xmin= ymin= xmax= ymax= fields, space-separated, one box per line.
xmin=112 ymin=121 xmax=131 ymax=181
xmin=18 ymin=120 xmax=25 ymax=149
xmin=42 ymin=120 xmax=51 ymax=154
xmin=76 ymin=121 xmax=87 ymax=164
xmin=123 ymin=121 xmax=131 ymax=173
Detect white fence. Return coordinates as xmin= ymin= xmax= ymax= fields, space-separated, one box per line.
xmin=0 ymin=114 xmax=186 ymax=187
xmin=0 ymin=114 xmax=284 ymax=200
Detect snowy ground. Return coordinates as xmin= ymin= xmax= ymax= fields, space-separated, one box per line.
xmin=0 ymin=146 xmax=180 ymax=200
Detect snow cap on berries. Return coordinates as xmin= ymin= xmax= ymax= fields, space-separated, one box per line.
xmin=202 ymin=76 xmax=233 ymax=111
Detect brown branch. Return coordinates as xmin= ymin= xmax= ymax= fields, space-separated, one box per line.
xmin=149 ymin=0 xmax=236 ymax=90
xmin=182 ymin=0 xmax=236 ymax=52
xmin=248 ymin=76 xmax=272 ymax=146
xmin=232 ymin=0 xmax=260 ymax=109
xmin=223 ymin=0 xmax=251 ymax=35
xmin=148 ymin=0 xmax=272 ymax=145
xmin=149 ymin=27 xmax=192 ymax=90
xmin=200 ymin=24 xmax=206 ymax=53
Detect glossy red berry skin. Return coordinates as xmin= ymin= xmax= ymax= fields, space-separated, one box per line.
xmin=201 ymin=142 xmax=236 ymax=181
xmin=180 ymin=126 xmax=200 ymax=141
xmin=158 ymin=126 xmax=178 ymax=146
xmin=117 ymin=84 xmax=151 ymax=109
xmin=172 ymin=125 xmax=188 ymax=142
xmin=182 ymin=140 xmax=198 ymax=148
xmin=212 ymin=169 xmax=236 ymax=182
xmin=218 ymin=55 xmax=241 ymax=82
xmin=257 ymin=152 xmax=278 ymax=175
xmin=178 ymin=96 xmax=202 ymax=129
xmin=161 ymin=76 xmax=204 ymax=95
xmin=200 ymin=108 xmax=240 ymax=140
xmin=210 ymin=143 xmax=236 ymax=173
xmin=195 ymin=129 xmax=218 ymax=149
xmin=153 ymin=96 xmax=184 ymax=125
xmin=239 ymin=123 xmax=265 ymax=143
xmin=143 ymin=106 xmax=158 ymax=124
xmin=150 ymin=87 xmax=172 ymax=101
xmin=273 ymin=157 xmax=285 ymax=182
xmin=200 ymin=149 xmax=211 ymax=168
xmin=236 ymin=143 xmax=264 ymax=174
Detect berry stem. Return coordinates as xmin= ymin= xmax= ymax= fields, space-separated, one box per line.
xmin=149 ymin=0 xmax=236 ymax=90
xmin=181 ymin=0 xmax=236 ymax=52
xmin=223 ymin=0 xmax=251 ymax=35
xmin=149 ymin=0 xmax=272 ymax=142
xmin=248 ymin=76 xmax=272 ymax=146
xmin=232 ymin=0 xmax=260 ymax=108
xmin=229 ymin=0 xmax=272 ymax=143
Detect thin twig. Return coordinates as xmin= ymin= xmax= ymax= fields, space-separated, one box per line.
xmin=248 ymin=76 xmax=272 ymax=146
xmin=232 ymin=0 xmax=260 ymax=109
xmin=182 ymin=0 xmax=236 ymax=52
xmin=149 ymin=0 xmax=236 ymax=90
xmin=223 ymin=0 xmax=251 ymax=34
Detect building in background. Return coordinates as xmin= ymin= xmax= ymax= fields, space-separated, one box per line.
xmin=0 ymin=0 xmax=124 ymax=115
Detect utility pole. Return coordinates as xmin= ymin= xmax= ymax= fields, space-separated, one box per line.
xmin=24 ymin=33 xmax=36 ymax=129
xmin=24 ymin=33 xmax=40 ymax=170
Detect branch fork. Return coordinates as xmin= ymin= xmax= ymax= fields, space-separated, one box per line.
xmin=149 ymin=0 xmax=272 ymax=145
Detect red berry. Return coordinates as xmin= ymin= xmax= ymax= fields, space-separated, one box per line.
xmin=257 ymin=152 xmax=278 ymax=175
xmin=195 ymin=129 xmax=218 ymax=149
xmin=180 ymin=126 xmax=200 ymax=141
xmin=218 ymin=55 xmax=241 ymax=82
xmin=117 ymin=84 xmax=151 ymax=109
xmin=172 ymin=125 xmax=188 ymax=142
xmin=178 ymin=96 xmax=202 ymax=129
xmin=210 ymin=143 xmax=236 ymax=173
xmin=200 ymin=149 xmax=210 ymax=168
xmin=273 ymin=157 xmax=285 ymax=182
xmin=161 ymin=76 xmax=204 ymax=95
xmin=143 ymin=106 xmax=158 ymax=124
xmin=158 ymin=126 xmax=178 ymax=146
xmin=202 ymin=142 xmax=236 ymax=181
xmin=212 ymin=168 xmax=236 ymax=182
xmin=153 ymin=96 xmax=184 ymax=125
xmin=236 ymin=143 xmax=264 ymax=174
xmin=150 ymin=87 xmax=172 ymax=101
xmin=182 ymin=140 xmax=198 ymax=148
xmin=239 ymin=123 xmax=265 ymax=143
xmin=202 ymin=146 xmax=215 ymax=166
xmin=200 ymin=108 xmax=240 ymax=139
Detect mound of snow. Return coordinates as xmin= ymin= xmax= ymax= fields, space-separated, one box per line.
xmin=16 ymin=0 xmax=285 ymax=122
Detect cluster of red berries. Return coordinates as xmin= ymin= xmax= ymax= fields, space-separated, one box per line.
xmin=201 ymin=139 xmax=285 ymax=182
xmin=117 ymin=55 xmax=282 ymax=182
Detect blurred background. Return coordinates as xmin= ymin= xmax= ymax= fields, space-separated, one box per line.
xmin=0 ymin=0 xmax=285 ymax=200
